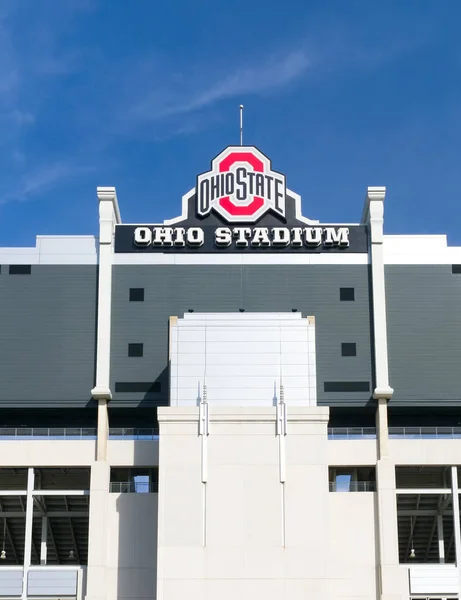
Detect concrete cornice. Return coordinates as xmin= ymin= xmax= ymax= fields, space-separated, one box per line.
xmin=157 ymin=406 xmax=329 ymax=424
xmin=97 ymin=186 xmax=122 ymax=225
xmin=361 ymin=186 xmax=386 ymax=225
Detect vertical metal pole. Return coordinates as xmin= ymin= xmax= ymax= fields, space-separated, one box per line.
xmin=40 ymin=516 xmax=48 ymax=565
xmin=239 ymin=105 xmax=243 ymax=146
xmin=22 ymin=468 xmax=35 ymax=599
xmin=451 ymin=467 xmax=461 ymax=573
xmin=438 ymin=514 xmax=445 ymax=564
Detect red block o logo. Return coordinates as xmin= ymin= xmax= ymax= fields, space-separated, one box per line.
xmin=218 ymin=151 xmax=264 ymax=218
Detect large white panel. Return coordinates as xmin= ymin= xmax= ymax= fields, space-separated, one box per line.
xmin=171 ymin=312 xmax=317 ymax=407
xmin=409 ymin=565 xmax=458 ymax=594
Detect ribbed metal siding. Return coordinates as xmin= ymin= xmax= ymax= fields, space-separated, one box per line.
xmin=110 ymin=264 xmax=374 ymax=407
xmin=386 ymin=265 xmax=461 ymax=405
xmin=0 ymin=266 xmax=97 ymax=407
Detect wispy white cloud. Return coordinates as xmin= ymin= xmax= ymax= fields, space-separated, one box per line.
xmin=127 ymin=50 xmax=310 ymax=123
xmin=0 ymin=162 xmax=95 ymax=205
xmin=8 ymin=109 xmax=35 ymax=126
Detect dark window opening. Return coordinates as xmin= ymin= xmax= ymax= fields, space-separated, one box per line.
xmin=128 ymin=343 xmax=144 ymax=357
xmin=340 ymin=287 xmax=355 ymax=301
xmin=9 ymin=265 xmax=31 ymax=275
xmin=329 ymin=466 xmax=375 ymax=492
xmin=341 ymin=343 xmax=357 ymax=357
xmin=452 ymin=265 xmax=461 ymax=274
xmin=129 ymin=288 xmax=145 ymax=301
xmin=110 ymin=467 xmax=158 ymax=493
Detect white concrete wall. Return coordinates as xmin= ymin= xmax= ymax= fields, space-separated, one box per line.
xmin=389 ymin=439 xmax=461 ymax=465
xmin=328 ymin=440 xmax=377 ymax=466
xmin=0 ymin=440 xmax=159 ymax=468
xmin=170 ymin=312 xmax=317 ymax=408
xmin=0 ymin=440 xmax=96 ymax=466
xmin=155 ymin=406 xmax=398 ymax=600
xmin=105 ymin=494 xmax=158 ymax=600
xmin=327 ymin=493 xmax=378 ymax=600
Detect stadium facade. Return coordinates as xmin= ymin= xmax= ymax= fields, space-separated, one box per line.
xmin=0 ymin=145 xmax=460 ymax=600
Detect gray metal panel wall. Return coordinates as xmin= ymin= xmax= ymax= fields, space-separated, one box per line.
xmin=0 ymin=266 xmax=97 ymax=407
xmin=27 ymin=569 xmax=78 ymax=596
xmin=111 ymin=264 xmax=374 ymax=407
xmin=386 ymin=265 xmax=461 ymax=405
xmin=0 ymin=569 xmax=22 ymax=596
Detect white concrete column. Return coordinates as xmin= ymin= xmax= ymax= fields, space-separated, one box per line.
xmin=91 ymin=187 xmax=121 ymax=406
xmin=22 ymin=467 xmax=35 ymax=599
xmin=376 ymin=398 xmax=389 ymax=459
xmin=363 ymin=188 xmax=404 ymax=599
xmin=84 ymin=462 xmax=111 ymax=600
xmin=40 ymin=516 xmax=48 ymax=565
xmin=438 ymin=514 xmax=445 ymax=564
xmin=96 ymin=399 xmax=109 ymax=462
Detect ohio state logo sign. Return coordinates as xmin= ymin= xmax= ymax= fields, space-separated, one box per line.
xmin=196 ymin=146 xmax=286 ymax=223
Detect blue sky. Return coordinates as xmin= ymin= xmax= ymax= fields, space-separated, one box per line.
xmin=1 ymin=0 xmax=461 ymax=246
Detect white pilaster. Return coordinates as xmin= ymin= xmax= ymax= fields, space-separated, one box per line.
xmin=361 ymin=186 xmax=394 ymax=402
xmin=86 ymin=187 xmax=120 ymax=600
xmin=91 ymin=187 xmax=121 ymax=404
xmin=363 ymin=188 xmax=404 ymax=599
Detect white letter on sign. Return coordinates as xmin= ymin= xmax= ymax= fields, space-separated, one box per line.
xmin=215 ymin=227 xmax=232 ymax=247
xmin=305 ymin=227 xmax=323 ymax=246
xmin=152 ymin=227 xmax=174 ymax=246
xmin=324 ymin=227 xmax=350 ymax=247
xmin=272 ymin=227 xmax=290 ymax=246
xmin=186 ymin=228 xmax=204 ymax=247
xmin=134 ymin=227 xmax=152 ymax=246
xmin=251 ymin=227 xmax=271 ymax=247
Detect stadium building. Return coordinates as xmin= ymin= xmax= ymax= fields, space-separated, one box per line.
xmin=0 ymin=145 xmax=460 ymax=600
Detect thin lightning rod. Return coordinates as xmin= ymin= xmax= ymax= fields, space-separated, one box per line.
xmin=240 ymin=104 xmax=243 ymax=146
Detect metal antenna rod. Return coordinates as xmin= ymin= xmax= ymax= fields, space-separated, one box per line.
xmin=240 ymin=104 xmax=244 ymax=146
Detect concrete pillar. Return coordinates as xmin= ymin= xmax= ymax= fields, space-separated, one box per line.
xmin=86 ymin=188 xmax=120 ymax=599
xmin=97 ymin=399 xmax=109 ymax=462
xmin=84 ymin=461 xmax=110 ymax=600
xmin=375 ymin=459 xmax=406 ymax=600
xmin=91 ymin=187 xmax=120 ymax=405
xmin=376 ymin=398 xmax=389 ymax=459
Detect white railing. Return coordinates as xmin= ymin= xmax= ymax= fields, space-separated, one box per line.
xmin=109 ymin=481 xmax=158 ymax=493
xmin=109 ymin=428 xmax=158 ymax=440
xmin=328 ymin=427 xmax=461 ymax=440
xmin=329 ymin=481 xmax=376 ymax=492
xmin=0 ymin=428 xmax=96 ymax=439
xmin=328 ymin=427 xmax=376 ymax=439
xmin=389 ymin=427 xmax=461 ymax=439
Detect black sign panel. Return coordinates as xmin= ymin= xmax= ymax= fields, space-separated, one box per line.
xmin=115 ymin=191 xmax=368 ymax=254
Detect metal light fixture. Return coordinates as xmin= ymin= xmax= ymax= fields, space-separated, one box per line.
xmin=409 ymin=516 xmax=416 ymax=559
xmin=0 ymin=519 xmax=5 ymax=560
